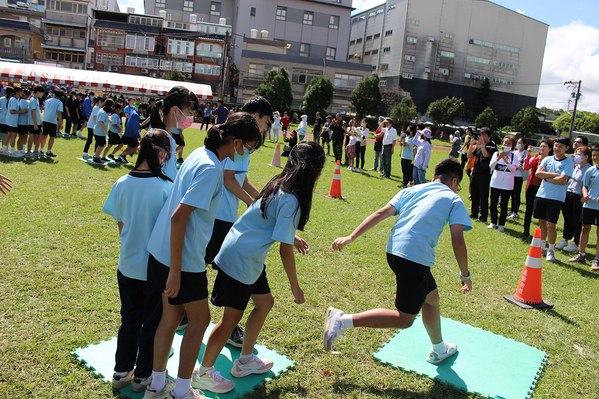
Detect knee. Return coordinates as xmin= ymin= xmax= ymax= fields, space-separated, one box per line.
xmin=398 ymin=313 xmax=416 ymax=329
xmin=254 ymin=294 xmax=274 ymax=314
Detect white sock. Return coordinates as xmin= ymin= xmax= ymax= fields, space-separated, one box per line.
xmin=541 ymin=240 xmax=546 ymax=250
xmin=174 ymin=377 xmax=191 ymax=399
xmin=549 ymin=243 xmax=555 ymax=252
xmin=198 ymin=365 xmax=212 ymax=376
xmin=340 ymin=314 xmax=354 ymax=329
xmin=432 ymin=341 xmax=447 ymax=354
xmin=239 ymin=353 xmax=253 ymax=364
xmin=150 ymin=370 xmax=166 ymax=392
xmin=2 ymin=145 xmax=6 ymax=151
xmin=22 ymin=145 xmax=26 ymax=151
xmin=580 ymin=252 xmax=586 ymax=257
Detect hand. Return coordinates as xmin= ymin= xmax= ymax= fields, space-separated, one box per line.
xmin=0 ymin=174 xmax=12 ymax=195
xmin=291 ymin=285 xmax=305 ymax=304
xmin=460 ymin=278 xmax=472 ymax=292
xmin=294 ymin=236 xmax=310 ymax=254
xmin=537 ymin=165 xmax=546 ymax=173
xmin=332 ymin=236 xmax=354 ymax=251
xmin=582 ymin=195 xmax=590 ymax=203
xmin=164 ymin=270 xmax=181 ymax=298
xmin=527 ymin=146 xmax=532 ymax=154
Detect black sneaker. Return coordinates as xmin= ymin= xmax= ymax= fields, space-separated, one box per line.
xmin=177 ymin=312 xmax=189 ymax=331
xmin=101 ymin=156 xmax=110 ymax=162
xmin=177 ymin=157 xmax=184 ymax=164
xmin=93 ymin=157 xmax=104 ymax=164
xmin=108 ymin=154 xmax=116 ymax=161
xmin=227 ymin=325 xmax=244 ymax=348
xmin=46 ymin=151 xmax=57 ymax=157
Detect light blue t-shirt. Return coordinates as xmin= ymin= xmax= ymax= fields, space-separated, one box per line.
xmin=109 ymin=113 xmax=121 ymax=133
xmin=95 ymin=109 xmax=109 ymax=136
xmin=535 ymin=156 xmax=574 ymax=203
xmin=172 ymin=128 xmax=180 ymax=135
xmin=215 ymin=157 xmax=250 ymax=223
xmin=583 ymin=166 xmax=599 ymax=210
xmin=43 ymin=97 xmax=63 ymax=125
xmin=401 ymin=137 xmax=414 ymax=160
xmin=386 ymin=182 xmax=472 ymax=267
xmin=18 ymin=98 xmax=29 ymax=126
xmin=103 ymin=172 xmax=173 ymax=281
xmin=89 ymin=105 xmax=100 ymax=130
xmin=0 ymin=97 xmax=7 ymax=123
xmin=214 ymin=189 xmax=300 ymax=284
xmin=29 ymin=97 xmax=41 ymax=126
xmin=147 ymin=146 xmax=223 ymax=273
xmin=161 ymin=131 xmax=178 ymax=181
xmin=6 ymin=97 xmax=19 ymax=128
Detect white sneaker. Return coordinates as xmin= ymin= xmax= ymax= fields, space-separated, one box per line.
xmin=230 ymin=355 xmax=274 ymax=378
xmin=563 ymin=242 xmax=579 ymax=252
xmin=112 ymin=370 xmax=134 ymax=389
xmin=498 ymin=225 xmax=505 ymax=232
xmin=324 ymin=306 xmax=346 ymax=351
xmin=143 ymin=378 xmax=175 ymax=399
xmin=77 ymin=133 xmax=85 ymax=138
xmin=546 ymin=250 xmax=556 ymax=262
xmin=555 ymin=239 xmax=568 ymax=250
xmin=170 ymin=388 xmax=207 ymax=399
xmin=487 ymin=223 xmax=497 ymax=229
xmin=132 ymin=375 xmax=152 ymax=393
xmin=0 ymin=148 xmax=7 ymax=156
xmin=426 ymin=342 xmax=458 ymax=364
xmin=191 ymin=367 xmax=234 ymax=393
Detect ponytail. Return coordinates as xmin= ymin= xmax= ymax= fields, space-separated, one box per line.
xmin=204 ymin=112 xmax=262 ymax=152
xmin=133 ymin=128 xmax=172 ymax=182
xmin=149 ymin=86 xmax=198 ymax=131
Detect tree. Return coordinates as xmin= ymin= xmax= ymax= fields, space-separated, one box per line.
xmin=302 ymin=75 xmax=334 ymax=119
xmin=228 ymin=63 xmax=239 ymax=97
xmin=474 ymin=106 xmax=498 ymax=131
xmin=553 ymin=111 xmax=599 ymax=134
xmin=349 ymin=73 xmax=382 ymax=119
xmin=379 ymin=85 xmax=406 ymax=115
xmin=474 ymin=78 xmax=493 ymax=115
xmin=511 ymin=106 xmax=540 ymax=136
xmin=161 ymin=70 xmax=186 ymax=82
xmin=255 ymin=67 xmax=293 ymax=113
xmin=390 ymin=96 xmax=417 ymax=129
xmin=426 ymin=96 xmax=465 ymax=125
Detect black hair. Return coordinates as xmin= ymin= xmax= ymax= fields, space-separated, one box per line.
xmin=556 ymin=136 xmax=571 ymax=147
xmin=4 ymin=86 xmax=14 ymax=99
xmin=517 ymin=137 xmax=529 ymax=150
xmin=241 ymin=96 xmax=273 ymax=119
xmin=33 ymin=85 xmax=45 ymax=94
xmin=133 ymin=129 xmax=172 ymax=182
xmin=13 ymin=87 xmax=22 ymax=94
xmin=139 ymin=102 xmax=149 ymax=111
xmin=434 ymin=158 xmax=463 ymax=183
xmin=591 ymin=143 xmax=599 ymax=153
xmin=53 ymin=89 xmax=63 ymax=97
xmin=113 ymin=103 xmax=123 ymax=111
xmin=539 ymin=139 xmax=554 ymax=156
xmin=406 ymin=125 xmax=414 ymax=136
xmin=466 ymin=127 xmax=473 ymax=133
xmin=576 ymin=135 xmax=589 ymax=146
xmin=257 ymin=141 xmax=325 ymax=231
xmin=103 ymin=99 xmax=114 ymax=113
xmin=204 ymin=112 xmax=262 ymax=152
xmin=22 ymin=89 xmax=30 ymax=97
xmin=96 ymin=96 xmax=105 ymax=104
xmin=577 ymin=145 xmax=593 ymax=166
xmin=150 ymin=86 xmax=199 ymax=130
xmin=480 ymin=127 xmax=492 ymax=136
xmin=417 ymin=123 xmax=424 ymax=130
xmin=385 ymin=118 xmax=393 ymax=126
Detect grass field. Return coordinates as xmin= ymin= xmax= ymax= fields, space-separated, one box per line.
xmin=0 ymin=127 xmax=597 ymax=398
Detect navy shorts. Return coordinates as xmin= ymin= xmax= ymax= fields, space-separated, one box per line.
xmin=108 ymin=131 xmax=122 ymax=145
xmin=147 ymin=254 xmax=208 ymax=305
xmin=533 ymin=197 xmax=563 ymax=224
xmin=17 ymin=125 xmax=28 ymax=135
xmin=173 ymin=134 xmax=185 ymax=147
xmin=42 ymin=122 xmax=57 ymax=137
xmin=0 ymin=124 xmax=7 ymax=134
xmin=582 ymin=207 xmax=599 ymax=226
xmin=210 ymin=265 xmax=270 ymax=311
xmin=29 ymin=125 xmax=41 ymax=134
xmin=204 ymin=219 xmax=234 ymax=266
xmin=94 ymin=134 xmax=106 ymax=147
xmin=387 ymin=253 xmax=437 ymax=315
xmin=121 ymin=135 xmax=139 ymax=147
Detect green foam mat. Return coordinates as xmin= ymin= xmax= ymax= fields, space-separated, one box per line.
xmin=72 ymin=322 xmax=294 ymax=398
xmin=372 ymin=316 xmax=547 ymax=399
xmin=77 ymin=157 xmax=128 ymax=166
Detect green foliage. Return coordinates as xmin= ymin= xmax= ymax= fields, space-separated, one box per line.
xmin=379 ymin=85 xmax=405 ymax=115
xmin=474 ymin=78 xmax=493 ymax=115
xmin=255 ymin=67 xmax=293 ymax=113
xmin=553 ymin=111 xmax=599 ymax=134
xmin=511 ymin=106 xmax=540 ymax=136
xmin=426 ymin=96 xmax=465 ymax=125
xmin=161 ymin=70 xmax=186 ymax=82
xmin=474 ymin=106 xmax=498 ymax=131
xmin=302 ymin=75 xmax=334 ymax=119
xmin=228 ymin=63 xmax=240 ymax=97
xmin=349 ymin=73 xmax=382 ymax=119
xmin=390 ymin=96 xmax=418 ymax=129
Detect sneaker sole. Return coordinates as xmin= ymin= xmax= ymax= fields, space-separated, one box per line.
xmin=426 ymin=346 xmax=458 ymax=364
xmin=226 ymin=338 xmax=243 ymax=348
xmin=323 ymin=306 xmax=342 ymax=352
xmin=230 ymin=362 xmax=273 ymax=378
xmin=190 ymin=379 xmax=235 ymax=393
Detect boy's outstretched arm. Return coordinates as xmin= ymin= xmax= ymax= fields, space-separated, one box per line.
xmin=450 ymin=224 xmax=471 ymax=292
xmin=280 ymin=242 xmax=305 ymax=304
xmin=332 ymin=204 xmax=396 ymax=251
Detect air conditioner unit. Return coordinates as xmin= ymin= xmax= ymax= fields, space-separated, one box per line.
xmin=44 ymin=35 xmax=52 ymax=41
xmin=424 ymin=67 xmax=431 ymax=73
xmin=111 ymin=66 xmax=119 ymax=71
xmin=73 ymin=65 xmax=81 ymax=70
xmin=428 ymin=36 xmax=435 ymax=42
xmin=184 ymin=73 xmax=192 ymax=79
xmin=104 ymin=65 xmax=111 ymax=71
xmin=141 ymin=68 xmax=149 ymax=74
xmin=149 ymin=72 xmax=157 ymax=77
xmin=86 ymin=63 xmax=94 ymax=69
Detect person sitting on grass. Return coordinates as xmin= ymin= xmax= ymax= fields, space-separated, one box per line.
xmin=570 ymin=143 xmax=599 ymax=271
xmin=324 ymin=158 xmax=472 ymax=365
xmin=103 ymin=103 xmax=124 ymax=162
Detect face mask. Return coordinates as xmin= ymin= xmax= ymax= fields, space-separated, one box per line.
xmin=516 ymin=144 xmax=522 ymax=150
xmin=361 ymin=123 xmax=365 ymax=127
xmin=176 ymin=108 xmax=194 ymax=130
xmin=575 ymin=155 xmax=584 ymax=164
xmin=233 ymin=145 xmax=250 ymax=163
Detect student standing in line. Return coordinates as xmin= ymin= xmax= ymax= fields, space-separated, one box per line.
xmin=119 ymin=104 xmax=141 ymax=164
xmin=487 ymin=135 xmax=519 ymax=232
xmin=399 ymin=126 xmax=414 ymax=188
xmin=26 ymin=86 xmax=45 ymax=157
xmin=522 ymin=140 xmax=552 ymax=239
xmin=5 ymin=86 xmax=23 ymax=156
xmin=80 ymin=91 xmax=93 ymax=138
xmin=200 ymin=104 xmax=212 ymax=131
xmin=508 ymin=137 xmax=529 ymax=219
xmin=103 ymin=103 xmax=124 ymax=161
xmin=14 ymin=89 xmax=31 ymax=157
xmin=92 ymin=99 xmax=114 ymax=164
xmin=39 ymin=89 xmax=63 ymax=157
xmin=83 ymin=96 xmax=103 ymax=159
xmin=0 ymin=86 xmax=14 ymax=156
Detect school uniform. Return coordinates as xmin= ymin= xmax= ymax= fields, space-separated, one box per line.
xmin=0 ymin=96 xmax=8 ymax=134
xmin=29 ymin=97 xmax=41 ymax=134
xmin=534 ymin=155 xmax=574 ymax=224
xmin=401 ymin=136 xmax=414 ymax=185
xmin=171 ymin=127 xmax=185 ymax=147
xmin=122 ymin=108 xmax=140 ymax=147
xmin=563 ymin=163 xmax=590 ymax=244
xmin=581 ymin=166 xmax=599 ymax=226
xmin=108 ymin=113 xmax=122 ymax=145
xmin=6 ymin=96 xmax=19 ymax=133
xmin=103 ymin=171 xmax=173 ymax=379
xmin=17 ymin=98 xmax=29 ymax=137
xmin=42 ymin=97 xmax=63 ymax=137
xmin=160 ymin=129 xmax=178 ymax=181
xmin=147 ymin=146 xmax=223 ymax=305
xmin=84 ymin=104 xmax=100 ymax=153
xmin=94 ymin=109 xmax=109 ymax=147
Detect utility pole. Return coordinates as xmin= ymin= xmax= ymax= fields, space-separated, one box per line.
xmin=564 ymin=80 xmax=581 ymax=138
xmin=220 ymin=30 xmax=230 ymax=99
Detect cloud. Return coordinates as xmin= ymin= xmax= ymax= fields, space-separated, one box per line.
xmin=516 ymin=9 xmax=525 ymax=15
xmin=352 ymin=0 xmax=385 ymax=15
xmin=117 ymin=0 xmax=144 ymax=13
xmin=537 ymin=21 xmax=599 ymax=112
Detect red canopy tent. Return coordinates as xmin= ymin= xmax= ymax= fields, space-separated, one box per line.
xmin=0 ymin=61 xmax=213 ymax=99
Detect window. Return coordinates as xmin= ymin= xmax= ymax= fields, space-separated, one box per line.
xmin=371 ymin=49 xmax=378 ymax=55
xmin=326 ymin=47 xmax=336 ymax=60
xmin=183 ymin=0 xmax=193 ymax=12
xmin=372 ymin=65 xmax=377 ymax=71
xmin=366 ymin=35 xmax=372 ymax=41
xmin=496 ymin=44 xmax=519 ymax=53
xmin=376 ymin=8 xmax=383 ymax=14
xmin=407 ymin=37 xmax=417 ymax=44
xmin=45 ymin=26 xmax=86 ymax=38
xmin=349 ymin=40 xmax=355 ymax=45
xmin=47 ymin=0 xmax=87 ymax=13
xmin=168 ymin=39 xmax=195 ymax=56
xmin=383 ymin=47 xmax=390 ymax=53
xmin=385 ymin=30 xmax=393 ymax=36
xmin=404 ymin=55 xmax=415 ymax=61
xmin=329 ymin=15 xmax=339 ymax=29
xmin=95 ymin=52 xmax=122 ymax=65
xmin=250 ymin=7 xmax=255 ymax=16
xmin=469 ymin=39 xmax=493 ymax=48
xmin=276 ymin=6 xmax=287 ymax=21
xmin=374 ymin=33 xmax=380 ymax=39
xmin=467 ymin=56 xmax=490 ymax=64
xmin=332 ymin=0 xmax=341 ymax=3
xmin=494 ymin=61 xmax=517 ymax=69
xmin=388 ymin=4 xmax=396 ymax=10
xmin=348 ymin=54 xmax=354 ymax=59
xmin=155 ymin=0 xmax=165 ymax=7
xmin=248 ymin=63 xmax=277 ymax=79
xmin=402 ymin=73 xmax=413 ymax=79
xmin=3 ymin=38 xmax=11 ymax=47
xmin=293 ymin=68 xmax=322 ymax=84
xmin=492 ymin=77 xmax=515 ymax=85
xmin=443 ymin=33 xmax=453 ymax=39
xmin=129 ymin=16 xmax=162 ymax=26
xmin=408 ymin=19 xmax=419 ymax=25
xmin=439 ymin=68 xmax=449 ymax=75
xmin=440 ymin=51 xmax=455 ymax=58
xmin=196 ymin=42 xmax=223 ymax=58
xmin=125 ymin=55 xmax=159 ymax=68
xmin=334 ymin=73 xmax=363 ymax=89
xmin=299 ymin=43 xmax=310 ymax=56
xmin=356 ymin=38 xmax=362 ymax=44
xmin=166 ymin=21 xmax=190 ymax=30
xmin=126 ymin=34 xmax=155 ymax=51
xmin=210 ymin=2 xmax=220 ymax=16
xmin=364 ymin=51 xmax=371 ymax=56
xmin=303 ymin=11 xmax=313 ymax=25
xmin=368 ymin=11 xmax=375 ymax=17
xmin=380 ymin=64 xmax=388 ymax=71
xmin=194 ymin=63 xmax=220 ymax=75
xmin=96 ymin=30 xmax=125 ymax=48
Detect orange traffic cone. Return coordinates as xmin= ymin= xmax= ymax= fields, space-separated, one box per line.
xmin=270 ymin=142 xmax=282 ymax=167
xmin=327 ymin=160 xmax=344 ymax=199
xmin=504 ymin=228 xmax=554 ymax=309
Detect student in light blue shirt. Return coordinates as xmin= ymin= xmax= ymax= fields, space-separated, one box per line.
xmin=144 ymin=94 xmax=261 ymax=399
xmin=102 ymin=130 xmax=174 ymax=391
xmin=83 ymin=96 xmax=104 ymax=159
xmin=12 ymin=89 xmax=31 ymax=156
xmin=534 ymin=136 xmax=574 ymax=262
xmin=26 ymin=86 xmax=45 ymax=156
xmin=92 ymin=99 xmax=113 ymax=164
xmin=102 ymin=103 xmax=124 ymax=161
xmin=325 ymin=158 xmax=472 ymax=365
xmin=196 ymin=142 xmax=324 ymax=393
xmin=5 ymin=87 xmax=22 ymax=155
xmin=0 ymin=86 xmax=14 ymax=155
xmin=400 ymin=126 xmax=415 ymax=187
xmin=40 ymin=89 xmax=64 ymax=157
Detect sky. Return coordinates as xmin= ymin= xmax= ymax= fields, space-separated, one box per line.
xmin=116 ymin=0 xmax=599 ymax=112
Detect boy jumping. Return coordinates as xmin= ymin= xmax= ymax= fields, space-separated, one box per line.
xmin=325 ymin=158 xmax=472 ymax=364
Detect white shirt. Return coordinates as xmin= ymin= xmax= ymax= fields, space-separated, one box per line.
xmin=357 ymin=127 xmax=369 ymax=142
xmin=489 ymin=151 xmax=519 ymax=190
xmin=382 ymin=127 xmax=397 ymax=145
xmin=413 ymin=130 xmax=432 ymax=169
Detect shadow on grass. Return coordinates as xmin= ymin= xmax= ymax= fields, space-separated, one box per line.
xmin=241 ymin=382 xmax=308 ymax=398
xmin=552 ymin=259 xmax=599 ymax=280
xmin=330 ymin=378 xmax=471 ymax=398
xmin=541 ymin=308 xmax=580 ymax=327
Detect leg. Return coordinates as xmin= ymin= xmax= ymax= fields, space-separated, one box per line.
xmin=489 ymin=187 xmax=499 ymax=225
xmin=152 ymin=295 xmax=185 ymax=373
xmin=580 ymin=225 xmax=591 ymax=253
xmin=498 ymin=188 xmax=510 ymax=226
xmin=547 ymin=222 xmax=557 ymax=245
xmin=562 ymin=193 xmax=574 ymax=241
xmin=470 ymin=176 xmax=481 ymax=218
xmin=573 ymin=198 xmax=583 ymax=245
xmin=352 ymin=308 xmax=417 ymax=329
xmin=479 ymin=177 xmax=491 ymax=222
xmin=201 ymin=307 xmax=244 ymax=368
xmin=240 ymin=293 xmax=274 ymax=356
xmin=103 ymin=144 xmax=112 ymax=157
xmin=111 ymin=144 xmax=123 ymax=156
xmin=115 ymin=272 xmax=144 ymax=373
xmin=177 ymin=299 xmax=211 ymax=379
xmin=47 ymin=136 xmax=55 ymax=152
xmin=511 ymin=176 xmax=523 ymax=214
xmin=539 ymin=219 xmax=547 ymax=241
xmin=135 ymin=281 xmax=163 ymax=379
xmin=421 ymin=289 xmax=442 ymax=344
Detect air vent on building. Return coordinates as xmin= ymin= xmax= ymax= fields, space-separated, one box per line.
xmin=159 ymin=10 xmax=166 ymax=18
xmin=141 ymin=68 xmax=149 ymax=74
xmin=260 ymin=30 xmax=268 ymax=40
xmin=111 ymin=66 xmax=118 ymax=71
xmin=190 ymin=14 xmax=197 ymax=23
xmin=424 ymin=67 xmax=431 ymax=73
xmin=250 ymin=29 xmax=259 ymax=39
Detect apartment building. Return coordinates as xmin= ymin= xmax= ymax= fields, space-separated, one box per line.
xmin=0 ymin=17 xmax=44 ymax=63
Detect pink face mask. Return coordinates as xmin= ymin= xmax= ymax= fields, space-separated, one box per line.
xmin=176 ymin=108 xmax=194 ymax=130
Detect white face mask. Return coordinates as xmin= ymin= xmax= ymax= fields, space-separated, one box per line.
xmin=574 ymin=155 xmax=584 ymax=164
xmin=516 ymin=143 xmax=522 ymax=150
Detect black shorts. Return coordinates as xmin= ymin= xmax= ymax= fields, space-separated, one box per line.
xmin=202 ymin=117 xmax=211 ymax=124
xmin=42 ymin=122 xmax=57 ymax=137
xmin=0 ymin=124 xmax=7 ymax=134
xmin=94 ymin=134 xmax=106 ymax=147
xmin=211 ymin=266 xmax=270 ymax=311
xmin=17 ymin=125 xmax=28 ymax=136
xmin=533 ymin=197 xmax=563 ymax=224
xmin=582 ymin=208 xmax=599 ymax=226
xmin=147 ymin=254 xmax=208 ymax=305
xmin=204 ymin=219 xmax=234 ymax=266
xmin=108 ymin=132 xmax=122 ymax=145
xmin=80 ymin=116 xmax=88 ymax=124
xmin=387 ymin=253 xmax=437 ymax=315
xmin=29 ymin=125 xmax=41 ymax=134
xmin=121 ymin=135 xmax=139 ymax=147
xmin=173 ymin=134 xmax=185 ymax=147
xmin=7 ymin=125 xmax=18 ymax=134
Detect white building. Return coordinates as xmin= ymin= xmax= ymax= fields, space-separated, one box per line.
xmin=348 ymin=0 xmax=549 ymax=116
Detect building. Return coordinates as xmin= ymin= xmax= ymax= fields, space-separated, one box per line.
xmin=0 ymin=17 xmax=44 ymax=63
xmin=0 ymin=0 xmax=44 ymax=29
xmin=348 ymin=0 xmax=549 ymax=116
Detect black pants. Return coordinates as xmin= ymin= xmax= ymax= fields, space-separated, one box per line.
xmin=64 ymin=117 xmax=72 ymax=134
xmin=401 ymin=158 xmax=413 ymax=185
xmin=461 ymin=153 xmax=468 ymax=170
xmin=83 ymin=127 xmax=94 ymax=153
xmin=511 ymin=176 xmax=524 ymax=214
xmin=115 ymin=270 xmax=163 ymax=378
xmin=333 ymin=140 xmax=343 ymax=162
xmin=562 ymin=191 xmax=583 ymax=244
xmin=355 ymin=144 xmax=365 ymax=169
xmin=523 ymin=184 xmax=540 ymax=235
xmin=490 ymin=187 xmax=511 ymax=226
xmin=470 ymin=173 xmax=491 ymax=221
xmin=382 ymin=144 xmax=393 ymax=177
